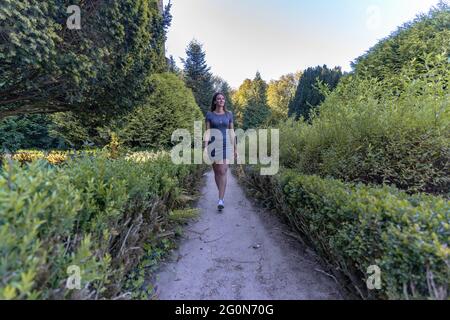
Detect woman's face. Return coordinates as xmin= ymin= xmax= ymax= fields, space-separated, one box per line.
xmin=215 ymin=94 xmax=225 ymax=108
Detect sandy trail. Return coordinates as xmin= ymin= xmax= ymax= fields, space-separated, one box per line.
xmin=153 ymin=169 xmax=343 ymax=300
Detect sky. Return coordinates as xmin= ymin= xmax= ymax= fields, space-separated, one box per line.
xmin=163 ymin=0 xmax=443 ymax=89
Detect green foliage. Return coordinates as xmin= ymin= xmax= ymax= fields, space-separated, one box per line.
xmin=279 ymin=5 xmax=450 ymax=196
xmin=117 ymin=72 xmax=203 ymax=149
xmin=237 ymin=4 xmax=450 ymax=300
xmin=168 ymin=55 xmax=181 ymax=75
xmin=168 ymin=208 xmax=200 ymax=223
xmin=182 ymin=39 xmax=215 ymax=115
xmin=239 ymin=165 xmax=449 ymax=299
xmin=0 ymin=149 xmax=98 ymax=167
xmin=352 ymin=2 xmax=450 ymax=87
xmin=242 ymin=72 xmax=271 ymax=130
xmin=49 ymin=71 xmax=203 ymax=150
xmin=266 ymin=71 xmax=302 ymax=124
xmin=103 ymin=132 xmax=124 ymax=159
xmin=288 ymin=65 xmax=343 ymax=120
xmin=280 ymin=59 xmax=450 ymax=195
xmin=49 ymin=111 xmax=113 ymax=148
xmin=0 ymin=0 xmax=168 ymax=119
xmin=0 ymin=114 xmax=65 ymax=151
xmin=0 ymin=151 xmax=206 ymax=299
xmin=232 ymin=79 xmax=253 ymax=127
xmin=282 ymin=171 xmax=450 ymax=300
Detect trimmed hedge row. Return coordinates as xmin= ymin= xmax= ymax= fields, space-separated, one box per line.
xmin=0 ymin=151 xmax=206 ymax=299
xmin=236 ymin=165 xmax=449 ymax=299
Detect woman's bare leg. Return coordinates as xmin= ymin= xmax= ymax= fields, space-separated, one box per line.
xmin=212 ymin=163 xmax=220 ymax=191
xmin=212 ymin=162 xmax=228 ymax=200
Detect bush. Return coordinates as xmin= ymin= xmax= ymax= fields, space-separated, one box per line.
xmin=280 ymin=60 xmax=450 ymax=196
xmin=0 ymin=149 xmax=99 ymax=167
xmin=235 ymin=4 xmax=450 ymax=300
xmin=0 ymin=151 xmax=206 ymax=299
xmin=237 ymin=165 xmax=449 ymax=299
xmin=279 ymin=5 xmax=450 ymax=196
xmin=352 ymin=3 xmax=450 ymax=85
xmin=118 ymin=72 xmax=203 ymax=149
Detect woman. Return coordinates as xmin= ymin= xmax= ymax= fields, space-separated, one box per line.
xmin=204 ymin=92 xmax=238 ymax=211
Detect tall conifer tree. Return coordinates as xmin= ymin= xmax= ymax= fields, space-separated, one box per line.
xmin=242 ymin=72 xmax=271 ymax=130
xmin=182 ymin=40 xmax=215 ymax=115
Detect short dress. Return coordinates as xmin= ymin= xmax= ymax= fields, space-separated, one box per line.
xmin=205 ymin=111 xmax=234 ymax=162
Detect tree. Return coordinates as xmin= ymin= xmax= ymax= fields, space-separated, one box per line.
xmin=181 ymin=39 xmax=215 ymax=115
xmin=0 ymin=0 xmax=169 ymax=120
xmin=267 ymin=71 xmax=302 ymax=124
xmin=117 ymin=73 xmax=203 ymax=149
xmin=167 ymin=55 xmax=181 ymax=75
xmin=0 ymin=114 xmax=65 ymax=151
xmin=50 ymin=111 xmax=112 ymax=148
xmin=242 ymin=72 xmax=271 ymax=130
xmin=232 ymin=79 xmax=253 ymax=127
xmin=288 ymin=65 xmax=343 ymax=120
xmin=279 ymin=3 xmax=450 ymax=196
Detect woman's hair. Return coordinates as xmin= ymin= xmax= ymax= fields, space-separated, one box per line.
xmin=210 ymin=92 xmax=228 ymax=112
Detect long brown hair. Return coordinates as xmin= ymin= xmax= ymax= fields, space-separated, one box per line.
xmin=210 ymin=92 xmax=229 ymax=113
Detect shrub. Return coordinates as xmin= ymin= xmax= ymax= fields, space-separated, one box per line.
xmin=280 ymin=61 xmax=450 ymax=196
xmin=0 ymin=151 xmax=206 ymax=299
xmin=238 ymin=165 xmax=449 ymax=299
xmin=118 ymin=72 xmax=203 ymax=149
xmin=279 ymin=5 xmax=450 ymax=196
xmin=352 ymin=3 xmax=450 ymax=86
xmin=0 ymin=149 xmax=99 ymax=167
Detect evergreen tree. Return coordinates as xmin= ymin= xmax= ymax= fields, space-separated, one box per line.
xmin=288 ymin=65 xmax=343 ymax=120
xmin=50 ymin=111 xmax=112 ymax=148
xmin=0 ymin=0 xmax=168 ymax=119
xmin=168 ymin=55 xmax=181 ymax=74
xmin=0 ymin=114 xmax=65 ymax=151
xmin=242 ymin=72 xmax=271 ymax=130
xmin=181 ymin=39 xmax=215 ymax=115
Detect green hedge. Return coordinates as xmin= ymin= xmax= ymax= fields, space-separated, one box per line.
xmin=237 ymin=165 xmax=449 ymax=299
xmin=278 ymin=5 xmax=450 ymax=196
xmin=0 ymin=151 xmax=206 ymax=299
xmin=279 ymin=66 xmax=450 ymax=196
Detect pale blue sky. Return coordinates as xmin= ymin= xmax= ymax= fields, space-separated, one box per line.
xmin=164 ymin=0 xmax=442 ymax=89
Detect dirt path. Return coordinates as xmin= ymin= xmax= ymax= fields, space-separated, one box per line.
xmin=152 ymin=169 xmax=343 ymax=300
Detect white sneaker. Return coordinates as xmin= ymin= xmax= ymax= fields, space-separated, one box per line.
xmin=218 ymin=199 xmax=224 ymax=211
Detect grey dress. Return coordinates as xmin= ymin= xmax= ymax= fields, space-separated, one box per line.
xmin=205 ymin=111 xmax=234 ymax=161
